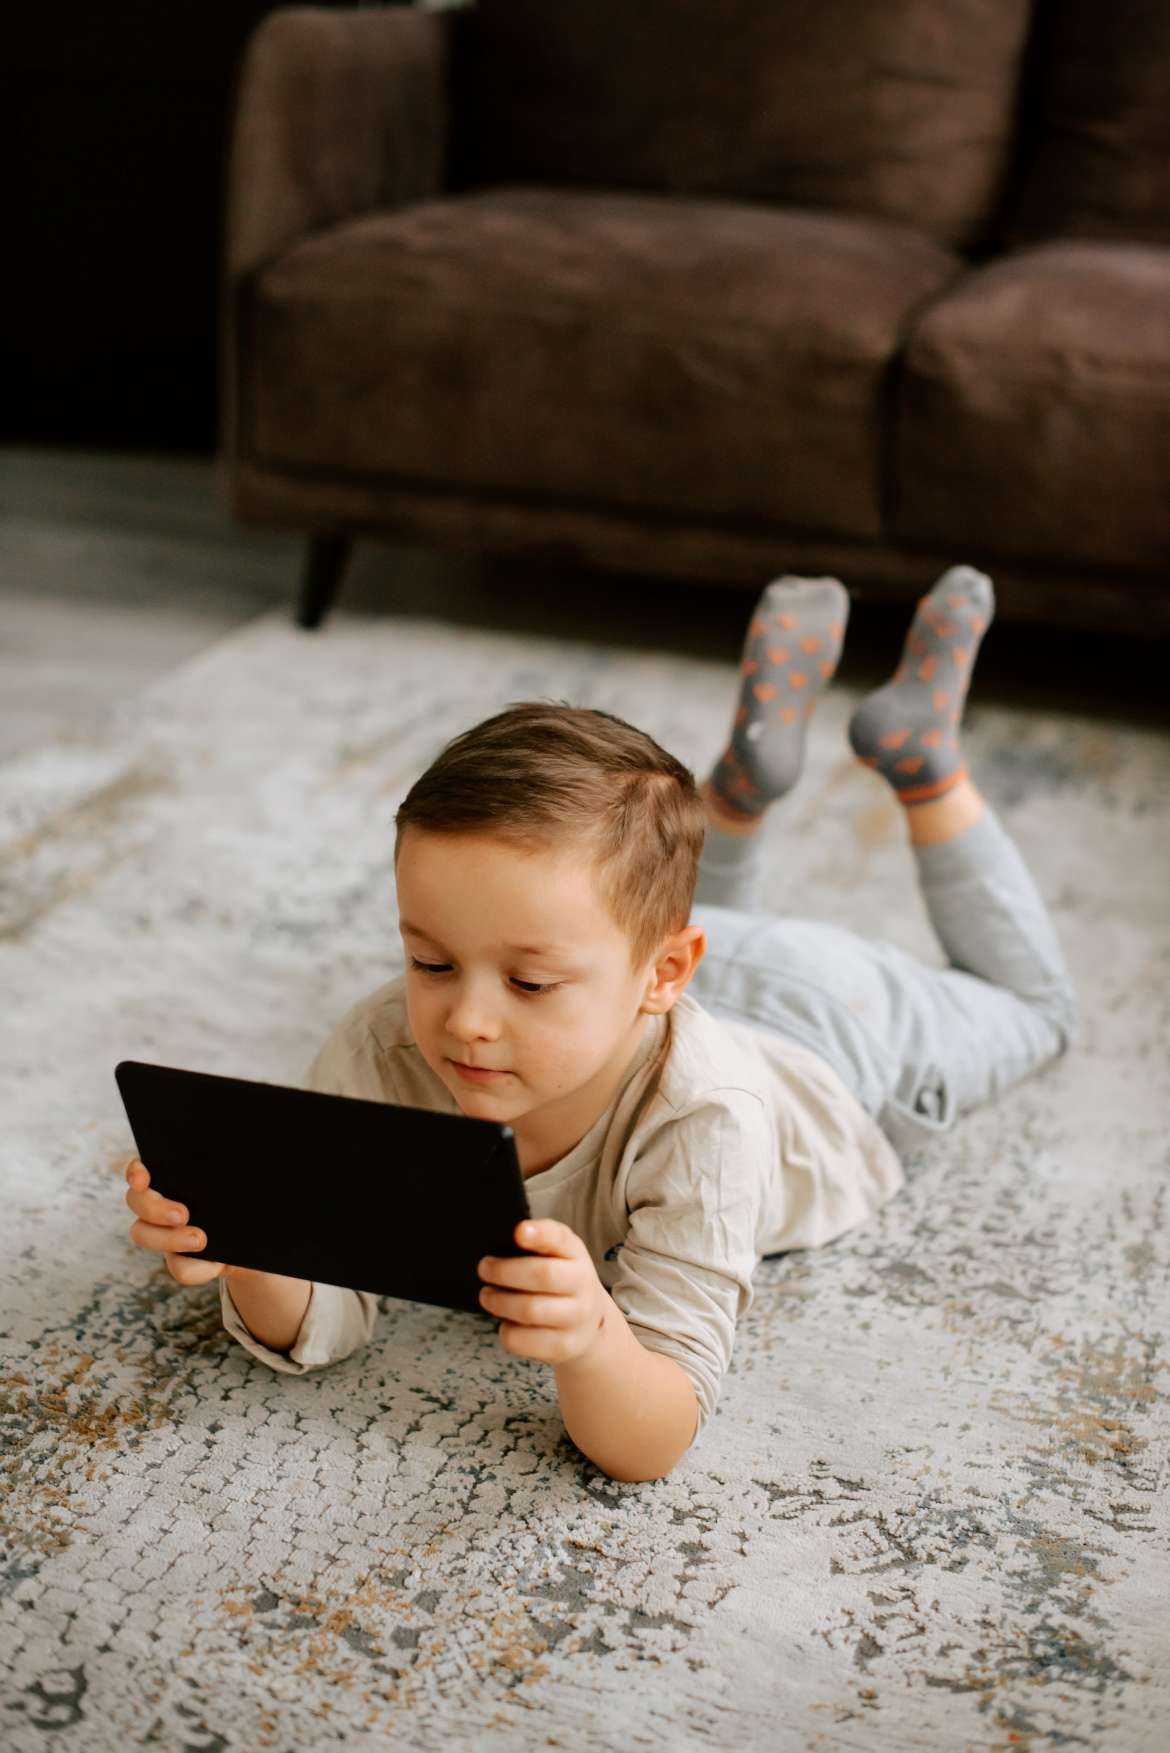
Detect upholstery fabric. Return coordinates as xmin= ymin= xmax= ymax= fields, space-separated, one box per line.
xmin=221 ymin=3 xmax=449 ymax=485
xmin=1007 ymin=0 xmax=1170 ymax=247
xmin=224 ymin=5 xmax=449 ymax=284
xmin=446 ymin=0 xmax=1035 ymax=251
xmin=891 ymin=242 xmax=1170 ymax=572
xmin=219 ymin=2 xmax=1170 ymax=628
xmin=247 ymin=186 xmax=958 ymax=539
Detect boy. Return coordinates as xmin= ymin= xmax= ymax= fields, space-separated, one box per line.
xmin=125 ymin=566 xmax=1078 ymax=1483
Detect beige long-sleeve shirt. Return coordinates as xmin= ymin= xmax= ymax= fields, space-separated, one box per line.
xmin=220 ymin=974 xmax=904 ymax=1442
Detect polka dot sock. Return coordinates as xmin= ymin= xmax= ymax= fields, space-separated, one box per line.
xmin=707 ymin=575 xmax=850 ymax=818
xmin=847 ymin=565 xmax=995 ymax=803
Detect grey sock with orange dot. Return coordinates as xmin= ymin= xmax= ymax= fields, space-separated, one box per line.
xmin=707 ymin=575 xmax=850 ymax=819
xmin=847 ymin=565 xmax=994 ymax=802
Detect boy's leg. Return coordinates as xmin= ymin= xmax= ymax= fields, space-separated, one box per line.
xmin=693 ymin=783 xmax=770 ymax=912
xmin=695 ymin=573 xmax=849 ymax=911
xmin=690 ymin=562 xmax=1077 ymax=1135
xmin=847 ymin=567 xmax=1079 ymax=1127
xmin=907 ymin=783 xmax=1078 ymax=1043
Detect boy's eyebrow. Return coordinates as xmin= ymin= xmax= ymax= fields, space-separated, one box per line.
xmin=398 ymin=919 xmax=568 ymax=957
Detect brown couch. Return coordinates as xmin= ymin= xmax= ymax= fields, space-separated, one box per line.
xmin=218 ymin=0 xmax=1170 ymax=634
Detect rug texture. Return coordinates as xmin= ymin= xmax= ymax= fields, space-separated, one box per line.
xmin=1 ymin=602 xmax=1167 ymax=1751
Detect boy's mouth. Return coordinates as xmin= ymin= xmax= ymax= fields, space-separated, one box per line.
xmin=450 ymin=1059 xmax=511 ymax=1083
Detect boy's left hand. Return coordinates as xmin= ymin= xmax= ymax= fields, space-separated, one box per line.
xmin=477 ymin=1218 xmax=609 ymax=1367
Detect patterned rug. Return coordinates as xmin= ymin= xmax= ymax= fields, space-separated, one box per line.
xmin=2 ymin=602 xmax=1167 ymax=1751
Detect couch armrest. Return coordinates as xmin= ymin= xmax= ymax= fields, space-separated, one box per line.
xmin=219 ymin=4 xmax=449 ymax=483
xmin=224 ymin=4 xmax=449 ymax=281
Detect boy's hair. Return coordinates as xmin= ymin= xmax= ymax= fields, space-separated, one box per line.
xmin=393 ymin=701 xmax=707 ymax=972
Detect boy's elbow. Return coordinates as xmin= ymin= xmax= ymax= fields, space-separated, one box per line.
xmin=601 ymin=1453 xmax=685 ymax=1484
xmin=602 ymin=1423 xmax=699 ymax=1483
xmin=585 ymin=1375 xmax=703 ymax=1483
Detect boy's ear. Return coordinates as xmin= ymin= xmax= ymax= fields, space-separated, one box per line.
xmin=642 ymin=924 xmax=706 ymax=1012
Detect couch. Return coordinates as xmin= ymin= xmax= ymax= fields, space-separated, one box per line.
xmin=218 ymin=0 xmax=1170 ymax=634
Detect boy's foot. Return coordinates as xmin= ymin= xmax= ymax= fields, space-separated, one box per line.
xmin=706 ymin=575 xmax=850 ymax=820
xmin=847 ymin=564 xmax=994 ymax=803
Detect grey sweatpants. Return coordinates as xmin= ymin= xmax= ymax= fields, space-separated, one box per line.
xmin=689 ymin=806 xmax=1079 ymax=1148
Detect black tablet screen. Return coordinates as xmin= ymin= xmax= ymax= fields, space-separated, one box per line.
xmin=116 ymin=1060 xmax=533 ymax=1315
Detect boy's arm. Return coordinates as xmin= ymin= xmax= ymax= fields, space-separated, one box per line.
xmin=225 ymin=1269 xmax=313 ymax=1353
xmin=554 ymin=1292 xmax=699 ymax=1483
xmin=564 ymin=1089 xmax=768 ymax=1480
xmin=220 ymin=1275 xmax=380 ymax=1373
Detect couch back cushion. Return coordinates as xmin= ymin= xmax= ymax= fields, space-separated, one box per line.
xmin=1007 ymin=0 xmax=1170 ymax=246
xmin=446 ymin=0 xmax=1034 ymax=252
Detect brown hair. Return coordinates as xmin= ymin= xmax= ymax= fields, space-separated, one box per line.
xmin=393 ymin=700 xmax=707 ymax=973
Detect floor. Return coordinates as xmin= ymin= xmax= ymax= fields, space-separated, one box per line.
xmin=3 ymin=446 xmax=1167 ymax=1746
xmin=2 ymin=444 xmax=1167 ymax=762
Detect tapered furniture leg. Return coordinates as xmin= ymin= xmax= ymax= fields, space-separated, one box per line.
xmin=296 ymin=534 xmax=352 ymax=629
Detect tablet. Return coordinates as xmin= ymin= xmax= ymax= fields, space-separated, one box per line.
xmin=115 ymin=1059 xmax=533 ymax=1316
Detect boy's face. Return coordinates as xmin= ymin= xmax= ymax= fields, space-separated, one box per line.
xmin=395 ymin=827 xmax=703 ymax=1169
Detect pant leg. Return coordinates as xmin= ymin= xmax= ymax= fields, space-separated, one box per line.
xmin=689 ymin=804 xmax=1079 ymax=1145
xmin=881 ymin=803 xmax=1079 ymax=1134
xmin=694 ymin=817 xmax=769 ymax=912
xmin=912 ymin=805 xmax=1079 ymax=1050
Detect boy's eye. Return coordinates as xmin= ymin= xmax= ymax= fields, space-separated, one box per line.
xmin=408 ymin=956 xmax=558 ymax=996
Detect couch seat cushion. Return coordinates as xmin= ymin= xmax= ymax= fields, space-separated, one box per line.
xmin=249 ymin=186 xmax=957 ymax=540
xmin=893 ymin=243 xmax=1170 ymax=572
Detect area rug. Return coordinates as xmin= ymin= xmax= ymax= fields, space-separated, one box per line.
xmin=2 ymin=600 xmax=1167 ymax=1751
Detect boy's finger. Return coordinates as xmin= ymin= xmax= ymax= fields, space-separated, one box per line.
xmin=125 ymin=1186 xmax=186 ymax=1224
xmin=133 ymin=1220 xmax=206 ymax=1252
xmin=167 ymin=1256 xmax=226 ymax=1286
xmin=513 ymin=1218 xmax=580 ymax=1257
xmin=170 ymin=1227 xmax=206 ymax=1252
xmin=480 ymin=1252 xmax=571 ymax=1293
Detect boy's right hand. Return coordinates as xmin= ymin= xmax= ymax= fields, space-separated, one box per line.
xmin=125 ymin=1156 xmax=255 ymax=1288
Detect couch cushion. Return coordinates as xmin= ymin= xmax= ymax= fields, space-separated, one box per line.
xmin=248 ymin=187 xmax=958 ymax=540
xmin=1007 ymin=0 xmax=1170 ymax=247
xmin=446 ymin=0 xmax=1033 ymax=253
xmin=892 ymin=243 xmax=1170 ymax=572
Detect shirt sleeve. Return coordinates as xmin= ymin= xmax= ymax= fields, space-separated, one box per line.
xmin=608 ymin=1090 xmax=770 ymax=1448
xmin=219 ymin=1276 xmax=380 ymax=1374
xmin=217 ymin=1019 xmax=384 ymax=1372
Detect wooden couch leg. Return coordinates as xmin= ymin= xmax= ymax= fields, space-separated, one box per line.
xmin=296 ymin=534 xmax=352 ymax=629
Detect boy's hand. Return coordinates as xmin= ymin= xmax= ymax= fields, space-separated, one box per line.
xmin=124 ymin=1156 xmax=255 ymax=1288
xmin=477 ymin=1219 xmax=610 ymax=1367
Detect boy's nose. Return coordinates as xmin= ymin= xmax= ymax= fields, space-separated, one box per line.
xmin=445 ymin=1005 xmax=501 ymax=1042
